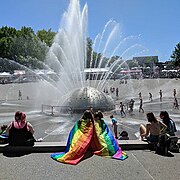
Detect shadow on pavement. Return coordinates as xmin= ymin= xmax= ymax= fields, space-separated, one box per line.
xmin=3 ymin=151 xmax=31 ymax=157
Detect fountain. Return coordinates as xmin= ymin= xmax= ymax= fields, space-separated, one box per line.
xmin=42 ymin=0 xmax=141 ymax=112
xmin=0 ymin=0 xmax=147 ymax=112
xmin=43 ymin=0 xmax=115 ymax=112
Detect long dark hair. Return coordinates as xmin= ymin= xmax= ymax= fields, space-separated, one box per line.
xmin=160 ymin=111 xmax=170 ymax=126
xmin=81 ymin=110 xmax=93 ymax=121
xmin=94 ymin=111 xmax=104 ymax=120
xmin=146 ymin=112 xmax=157 ymax=123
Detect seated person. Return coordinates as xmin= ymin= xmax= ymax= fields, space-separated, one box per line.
xmin=51 ymin=110 xmax=127 ymax=165
xmin=159 ymin=111 xmax=177 ymax=136
xmin=159 ymin=111 xmax=179 ymax=153
xmin=140 ymin=112 xmax=166 ymax=143
xmin=5 ymin=111 xmax=35 ymax=146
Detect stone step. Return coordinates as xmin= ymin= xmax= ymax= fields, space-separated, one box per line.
xmin=0 ymin=139 xmax=179 ymax=153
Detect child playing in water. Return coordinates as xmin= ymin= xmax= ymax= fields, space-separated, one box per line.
xmin=110 ymin=115 xmax=118 ymax=139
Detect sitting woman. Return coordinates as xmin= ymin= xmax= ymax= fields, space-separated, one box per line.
xmin=159 ymin=111 xmax=179 ymax=153
xmin=140 ymin=112 xmax=166 ymax=143
xmin=5 ymin=111 xmax=35 ymax=146
xmin=159 ymin=111 xmax=177 ymax=136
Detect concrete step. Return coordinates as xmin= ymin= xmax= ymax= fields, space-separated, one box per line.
xmin=0 ymin=139 xmax=179 ymax=153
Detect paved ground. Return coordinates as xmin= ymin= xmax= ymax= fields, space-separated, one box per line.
xmin=0 ymin=150 xmax=180 ymax=180
xmin=0 ymin=80 xmax=180 ymax=180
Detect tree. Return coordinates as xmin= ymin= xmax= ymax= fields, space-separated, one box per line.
xmin=18 ymin=26 xmax=34 ymax=37
xmin=10 ymin=27 xmax=48 ymax=68
xmin=0 ymin=26 xmax=49 ymax=70
xmin=171 ymin=42 xmax=180 ymax=66
xmin=0 ymin=26 xmax=18 ymax=58
xmin=86 ymin=37 xmax=93 ymax=68
xmin=36 ymin=29 xmax=56 ymax=47
xmin=86 ymin=38 xmax=104 ymax=68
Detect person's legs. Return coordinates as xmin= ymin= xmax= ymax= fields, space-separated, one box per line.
xmin=139 ymin=124 xmax=146 ymax=138
xmin=142 ymin=108 xmax=144 ymax=113
xmin=120 ymin=111 xmax=123 ymax=117
xmin=120 ymin=110 xmax=125 ymax=117
xmin=114 ymin=124 xmax=118 ymax=139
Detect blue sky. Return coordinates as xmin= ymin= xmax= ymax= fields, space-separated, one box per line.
xmin=0 ymin=0 xmax=180 ymax=62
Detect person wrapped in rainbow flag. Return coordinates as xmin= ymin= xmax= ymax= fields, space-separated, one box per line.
xmin=51 ymin=110 xmax=128 ymax=165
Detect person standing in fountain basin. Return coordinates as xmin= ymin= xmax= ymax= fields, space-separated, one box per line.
xmin=149 ymin=92 xmax=153 ymax=102
xmin=18 ymin=90 xmax=22 ymax=100
xmin=173 ymin=89 xmax=176 ymax=98
xmin=110 ymin=115 xmax=118 ymax=139
xmin=129 ymin=99 xmax=135 ymax=113
xmin=159 ymin=90 xmax=162 ymax=102
xmin=139 ymin=97 xmax=144 ymax=113
xmin=119 ymin=102 xmax=126 ymax=117
xmin=116 ymin=87 xmax=119 ymax=99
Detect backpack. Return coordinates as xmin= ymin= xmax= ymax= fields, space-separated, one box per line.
xmin=168 ymin=119 xmax=177 ymax=136
xmin=156 ymin=133 xmax=170 ymax=156
xmin=156 ymin=133 xmax=179 ymax=156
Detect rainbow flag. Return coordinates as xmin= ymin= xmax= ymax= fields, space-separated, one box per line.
xmin=51 ymin=119 xmax=127 ymax=165
xmin=92 ymin=119 xmax=127 ymax=160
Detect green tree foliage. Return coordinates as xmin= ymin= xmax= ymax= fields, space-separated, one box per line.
xmin=128 ymin=56 xmax=159 ymax=69
xmin=107 ymin=56 xmax=120 ymax=67
xmin=0 ymin=26 xmax=51 ymax=71
xmin=13 ymin=27 xmax=48 ymax=69
xmin=37 ymin=29 xmax=56 ymax=47
xmin=86 ymin=37 xmax=93 ymax=68
xmin=11 ymin=27 xmax=48 ymax=64
xmin=94 ymin=53 xmax=102 ymax=68
xmin=86 ymin=37 xmax=104 ymax=68
xmin=0 ymin=26 xmax=18 ymax=59
xmin=171 ymin=42 xmax=180 ymax=66
xmin=127 ymin=59 xmax=139 ymax=69
xmin=86 ymin=38 xmax=122 ymax=69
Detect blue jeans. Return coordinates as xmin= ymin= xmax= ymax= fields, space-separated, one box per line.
xmin=147 ymin=134 xmax=159 ymax=143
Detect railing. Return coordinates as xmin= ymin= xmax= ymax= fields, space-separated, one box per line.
xmin=41 ymin=104 xmax=115 ymax=115
xmin=41 ymin=104 xmax=73 ymax=116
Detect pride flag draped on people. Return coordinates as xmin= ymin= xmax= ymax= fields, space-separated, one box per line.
xmin=51 ymin=117 xmax=127 ymax=165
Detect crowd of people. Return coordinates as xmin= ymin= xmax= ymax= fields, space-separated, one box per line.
xmin=110 ymin=87 xmax=179 ymax=122
xmin=0 ymin=98 xmax=179 ymax=160
xmin=0 ymin=109 xmax=169 ymax=144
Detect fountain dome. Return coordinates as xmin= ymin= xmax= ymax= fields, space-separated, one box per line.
xmin=65 ymin=87 xmax=114 ymax=112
